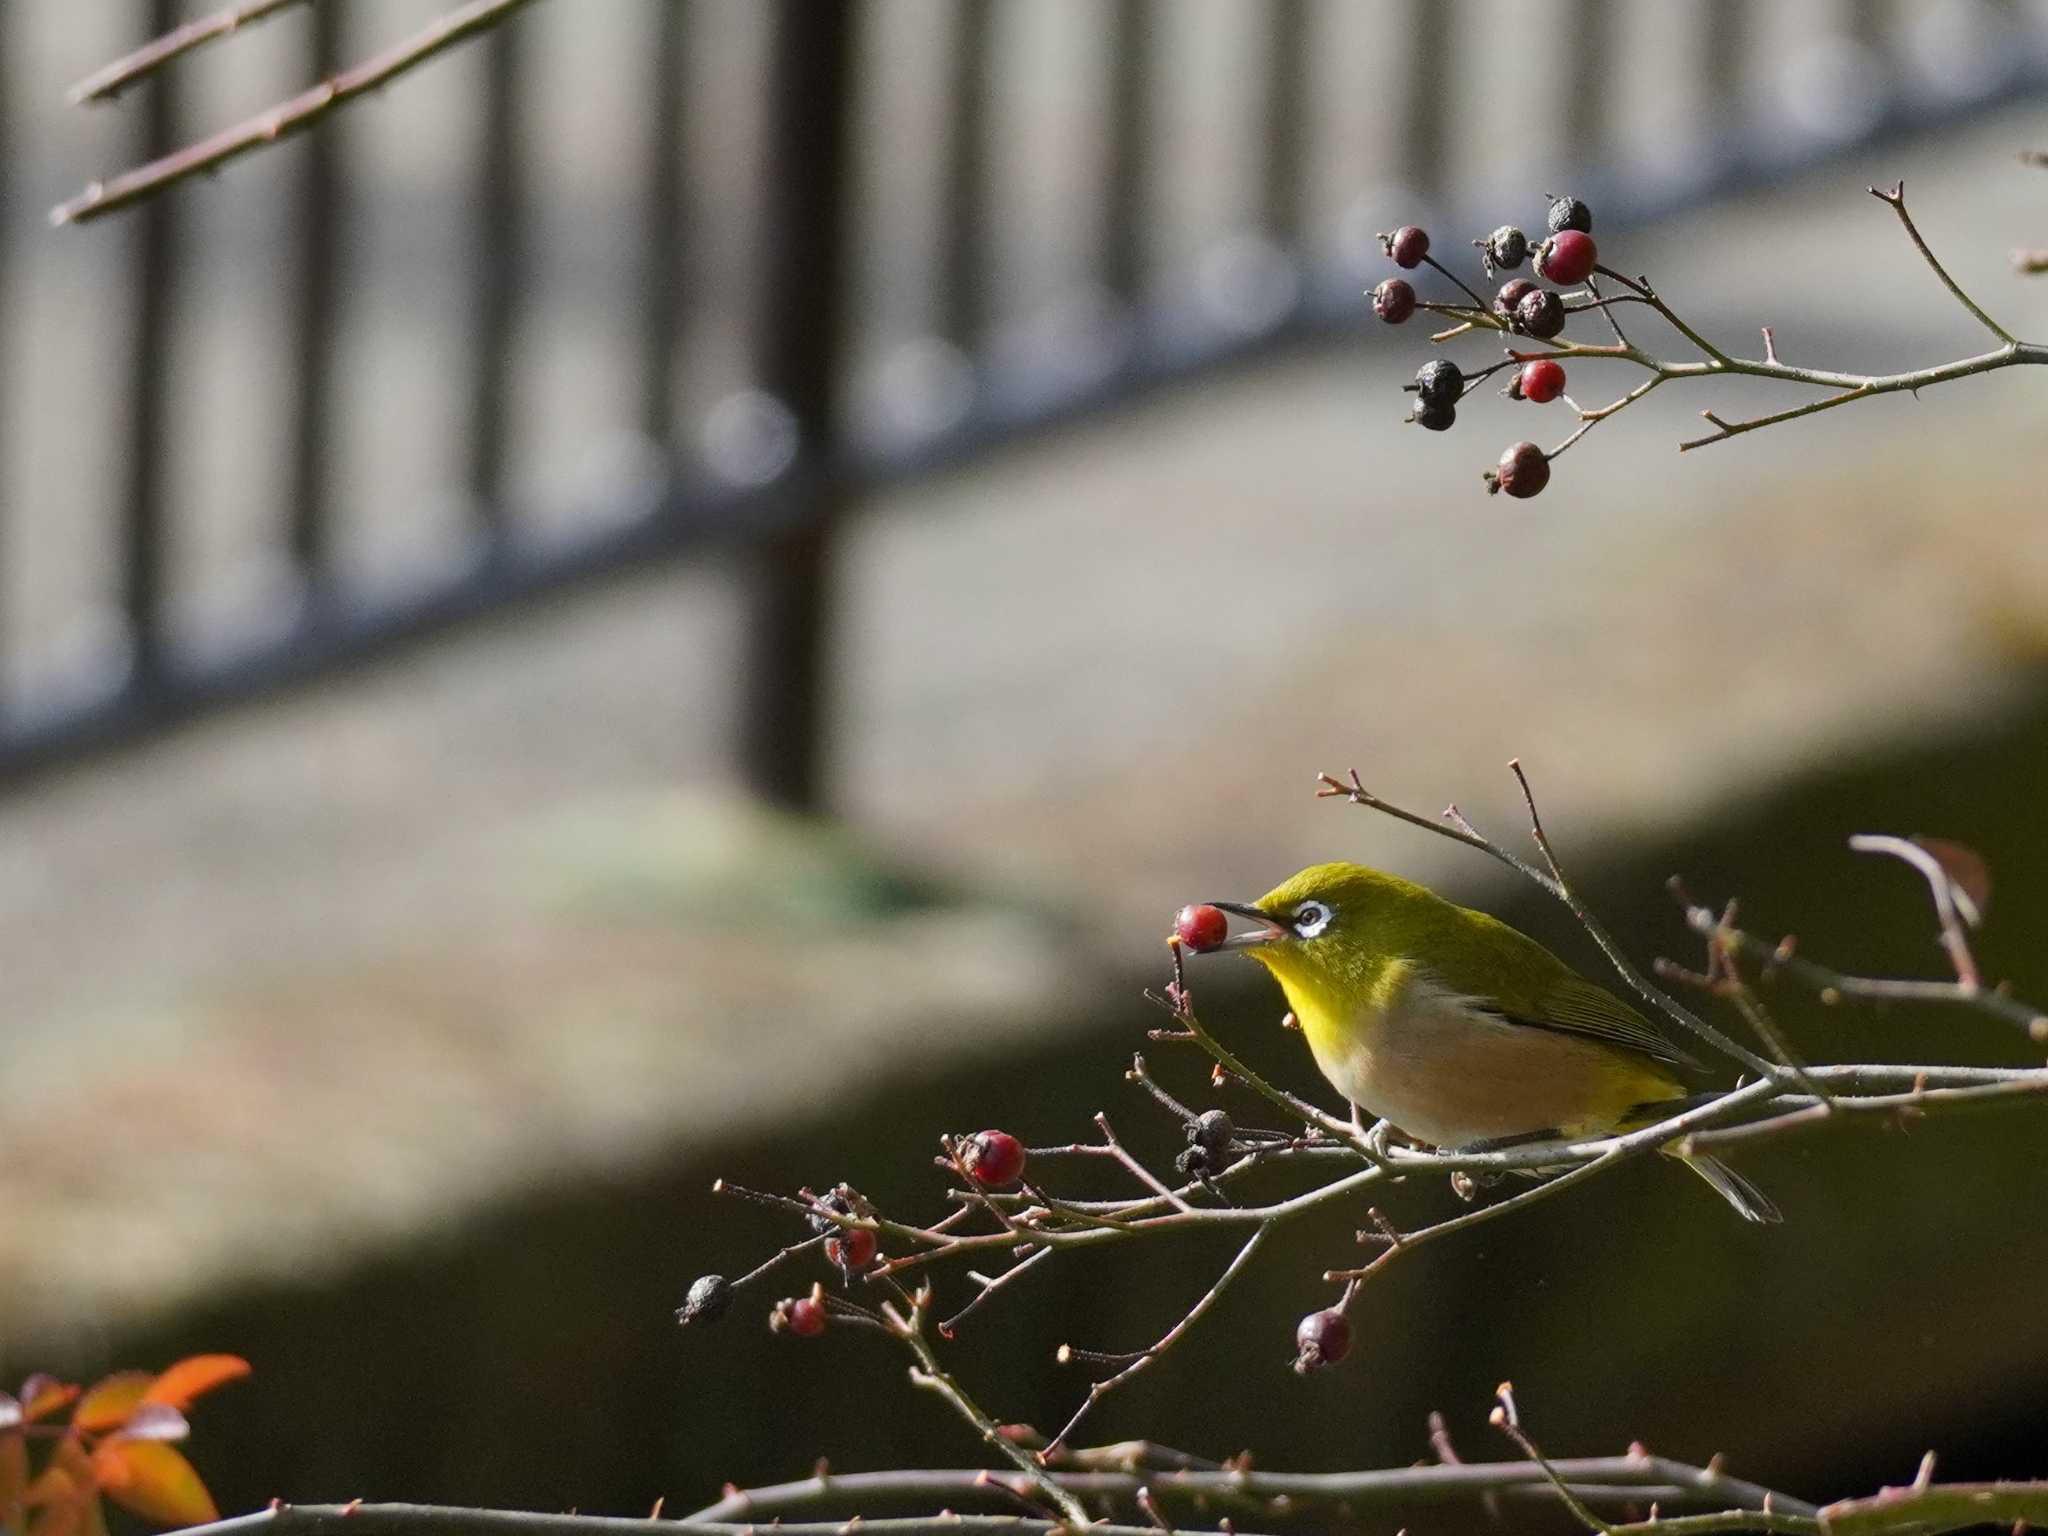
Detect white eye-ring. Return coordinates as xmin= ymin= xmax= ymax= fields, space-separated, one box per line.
xmin=1292 ymin=900 xmax=1333 ymax=938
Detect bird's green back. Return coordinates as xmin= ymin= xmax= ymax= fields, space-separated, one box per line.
xmin=1249 ymin=862 xmax=1695 ymax=1072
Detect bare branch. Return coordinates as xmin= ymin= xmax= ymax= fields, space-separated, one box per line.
xmin=53 ymin=0 xmax=547 ymax=227
xmin=67 ymin=0 xmax=313 ymax=105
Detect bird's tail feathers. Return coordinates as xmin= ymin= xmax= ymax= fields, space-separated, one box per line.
xmin=1673 ymin=1151 xmax=1783 ymax=1224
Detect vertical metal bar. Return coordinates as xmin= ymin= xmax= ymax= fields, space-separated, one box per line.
xmin=1400 ymin=0 xmax=1450 ymax=204
xmin=737 ymin=0 xmax=856 ymax=809
xmin=1703 ymin=0 xmax=1748 ymax=149
xmin=1561 ymin=0 xmax=1612 ymax=174
xmin=1261 ymin=0 xmax=1309 ymax=249
xmin=940 ymin=0 xmax=992 ymax=350
xmin=469 ymin=12 xmax=522 ymax=538
xmin=640 ymin=0 xmax=687 ymax=445
xmin=122 ymin=0 xmax=183 ymax=693
xmin=289 ymin=0 xmax=344 ymax=601
xmin=1103 ymin=0 xmax=1152 ymax=302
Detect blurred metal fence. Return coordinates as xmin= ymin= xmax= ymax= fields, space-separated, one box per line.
xmin=1 ymin=0 xmax=2044 ymax=806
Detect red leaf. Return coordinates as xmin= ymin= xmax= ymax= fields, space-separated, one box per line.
xmin=91 ymin=1441 xmax=218 ymax=1528
xmin=71 ymin=1377 xmax=151 ymax=1436
xmin=16 ymin=1384 xmax=77 ymax=1426
xmin=141 ymin=1358 xmax=249 ymax=1414
xmin=1911 ymin=836 xmax=1991 ymax=923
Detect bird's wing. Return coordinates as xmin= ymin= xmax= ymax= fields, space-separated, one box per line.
xmin=1486 ymin=974 xmax=1701 ymax=1072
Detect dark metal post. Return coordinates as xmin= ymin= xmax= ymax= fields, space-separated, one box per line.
xmin=289 ymin=0 xmax=344 ymax=602
xmin=1262 ymin=0 xmax=1310 ymax=250
xmin=1562 ymin=0 xmax=1612 ymax=172
xmin=940 ymin=0 xmax=992 ymax=350
xmin=640 ymin=0 xmax=687 ymax=443
xmin=122 ymin=0 xmax=183 ymax=696
xmin=1399 ymin=0 xmax=1450 ymax=206
xmin=1104 ymin=0 xmax=1153 ymax=303
xmin=737 ymin=0 xmax=856 ymax=809
xmin=469 ymin=13 xmax=523 ymax=540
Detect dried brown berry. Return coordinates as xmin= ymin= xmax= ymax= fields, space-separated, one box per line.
xmin=1547 ymin=195 xmax=1593 ymax=235
xmin=1480 ymin=225 xmax=1527 ymax=271
xmin=1371 ymin=278 xmax=1417 ymax=324
xmin=1384 ymin=225 xmax=1429 ymax=269
xmin=1294 ymin=1309 xmax=1354 ymax=1372
xmin=1486 ymin=441 xmax=1550 ymax=499
xmin=1514 ymin=287 xmax=1565 ymax=340
xmin=676 ymin=1274 xmax=733 ymax=1327
xmin=1493 ymin=278 xmax=1537 ymax=323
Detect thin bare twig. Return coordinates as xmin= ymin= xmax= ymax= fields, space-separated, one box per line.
xmin=1047 ymin=1228 xmax=1269 ymax=1457
xmin=67 ymin=0 xmax=313 ymax=104
xmin=54 ymin=0 xmax=547 ymax=226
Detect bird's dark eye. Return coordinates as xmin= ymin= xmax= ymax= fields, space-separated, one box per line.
xmin=1293 ymin=901 xmax=1333 ymax=938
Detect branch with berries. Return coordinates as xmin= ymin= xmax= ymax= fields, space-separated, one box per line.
xmin=1368 ymin=185 xmax=2048 ymax=499
xmin=672 ymin=761 xmax=2048 ymax=1511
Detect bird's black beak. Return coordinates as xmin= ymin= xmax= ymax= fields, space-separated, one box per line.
xmin=1206 ymin=901 xmax=1286 ymax=950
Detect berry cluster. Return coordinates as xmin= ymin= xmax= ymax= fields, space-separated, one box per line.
xmin=1370 ymin=195 xmax=1602 ymax=500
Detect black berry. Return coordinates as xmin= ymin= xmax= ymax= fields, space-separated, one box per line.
xmin=1514 ymin=287 xmax=1565 ymax=339
xmin=1414 ymin=359 xmax=1464 ymax=409
xmin=1486 ymin=441 xmax=1550 ymax=499
xmin=1175 ymin=1144 xmax=1215 ymax=1178
xmin=1294 ymin=1309 xmax=1354 ymax=1372
xmin=1371 ymin=278 xmax=1416 ymax=325
xmin=676 ymin=1274 xmax=733 ymax=1327
xmin=805 ymin=1190 xmax=854 ymax=1237
xmin=1546 ymin=195 xmax=1593 ymax=235
xmin=1384 ymin=225 xmax=1429 ymax=269
xmin=1411 ymin=399 xmax=1456 ymax=432
xmin=1480 ymin=225 xmax=1527 ymax=271
xmin=1190 ymin=1109 xmax=1235 ymax=1154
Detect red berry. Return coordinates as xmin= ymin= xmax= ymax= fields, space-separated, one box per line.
xmin=1385 ymin=225 xmax=1429 ymax=269
xmin=1536 ymin=229 xmax=1597 ymax=286
xmin=784 ymin=1296 xmax=827 ymax=1337
xmin=1487 ymin=441 xmax=1550 ymax=499
xmin=1370 ymin=278 xmax=1416 ymax=324
xmin=962 ymin=1130 xmax=1026 ymax=1188
xmin=826 ymin=1227 xmax=877 ymax=1271
xmin=1294 ymin=1309 xmax=1353 ymax=1371
xmin=1175 ymin=903 xmax=1230 ymax=951
xmin=1517 ymin=359 xmax=1566 ymax=403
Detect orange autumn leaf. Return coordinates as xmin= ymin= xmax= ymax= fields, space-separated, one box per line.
xmin=71 ymin=1377 xmax=155 ymax=1437
xmin=15 ymin=1383 xmax=77 ymax=1426
xmin=141 ymin=1358 xmax=249 ymax=1414
xmin=24 ymin=1499 xmax=80 ymax=1536
xmin=3 ymin=1430 xmax=28 ymax=1536
xmin=90 ymin=1441 xmax=217 ymax=1529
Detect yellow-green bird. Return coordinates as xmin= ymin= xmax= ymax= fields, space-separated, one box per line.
xmin=1197 ymin=861 xmax=1780 ymax=1223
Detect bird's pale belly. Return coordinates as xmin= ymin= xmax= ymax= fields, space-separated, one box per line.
xmin=1303 ymin=986 xmax=1678 ymax=1147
